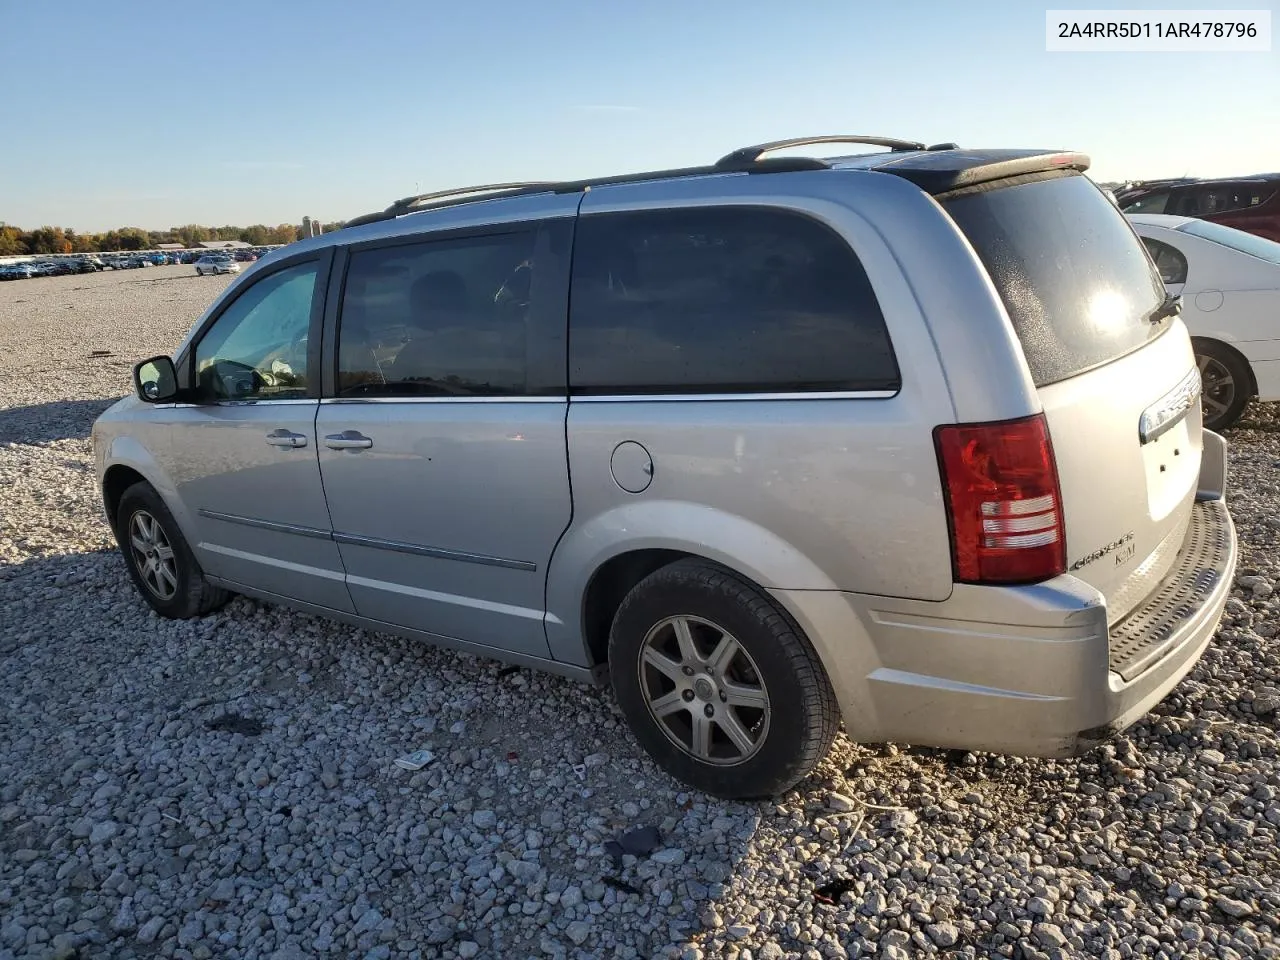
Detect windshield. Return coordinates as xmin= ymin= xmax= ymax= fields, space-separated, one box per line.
xmin=1179 ymin=219 xmax=1280 ymax=265
xmin=944 ymin=173 xmax=1167 ymax=387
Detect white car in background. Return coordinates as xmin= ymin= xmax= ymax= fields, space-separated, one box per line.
xmin=1128 ymin=213 xmax=1280 ymax=431
xmin=194 ymin=255 xmax=240 ymax=277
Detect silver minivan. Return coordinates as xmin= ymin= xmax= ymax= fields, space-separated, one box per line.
xmin=94 ymin=136 xmax=1238 ymax=798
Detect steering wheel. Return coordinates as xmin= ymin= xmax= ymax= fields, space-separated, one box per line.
xmin=204 ymin=359 xmax=274 ymax=399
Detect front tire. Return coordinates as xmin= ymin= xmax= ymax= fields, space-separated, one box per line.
xmin=1194 ymin=339 xmax=1253 ymax=432
xmin=609 ymin=559 xmax=839 ymax=799
xmin=115 ymin=482 xmax=230 ymax=618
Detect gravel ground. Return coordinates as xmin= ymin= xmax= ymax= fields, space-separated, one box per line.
xmin=1 ymin=266 xmax=1278 ymax=960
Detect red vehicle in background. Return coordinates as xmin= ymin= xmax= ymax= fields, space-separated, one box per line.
xmin=1115 ymin=173 xmax=1280 ymax=243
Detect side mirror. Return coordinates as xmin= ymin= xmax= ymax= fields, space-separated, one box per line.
xmin=134 ymin=356 xmax=179 ymax=403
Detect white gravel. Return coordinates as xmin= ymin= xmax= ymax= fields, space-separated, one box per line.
xmin=1 ymin=267 xmax=1278 ymax=960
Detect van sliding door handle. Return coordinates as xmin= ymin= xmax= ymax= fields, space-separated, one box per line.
xmin=324 ymin=431 xmax=373 ymax=450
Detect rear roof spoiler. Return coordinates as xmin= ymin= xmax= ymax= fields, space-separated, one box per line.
xmin=867 ymin=149 xmax=1091 ymax=194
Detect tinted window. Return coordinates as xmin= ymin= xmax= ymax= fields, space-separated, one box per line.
xmin=337 ymin=232 xmax=536 ymax=397
xmin=1141 ymin=237 xmax=1189 ymax=284
xmin=944 ymin=174 xmax=1166 ymax=387
xmin=1180 ymin=218 xmax=1280 ymax=264
xmin=1121 ymin=190 xmax=1169 ymax=214
xmin=1202 ymin=183 xmax=1274 ymax=215
xmin=1171 ymin=188 xmax=1204 ymax=217
xmin=1247 ymin=187 xmax=1276 ymax=208
xmin=194 ymin=261 xmax=318 ymax=400
xmin=569 ymin=207 xmax=897 ymax=395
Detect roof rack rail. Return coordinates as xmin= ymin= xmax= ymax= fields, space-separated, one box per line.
xmin=341 ymin=139 xmax=945 ymax=231
xmin=341 ymin=157 xmax=836 ymax=229
xmin=344 ymin=182 xmax=560 ymax=228
xmin=553 ymin=155 xmax=831 ymax=193
xmin=389 ymin=181 xmax=560 ymax=210
xmin=715 ymin=135 xmax=926 ymax=168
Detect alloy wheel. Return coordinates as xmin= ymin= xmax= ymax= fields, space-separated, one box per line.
xmin=128 ymin=510 xmax=178 ymax=600
xmin=637 ymin=615 xmax=770 ymax=765
xmin=1197 ymin=353 xmax=1236 ymax=424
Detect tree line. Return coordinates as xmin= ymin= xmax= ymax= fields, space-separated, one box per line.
xmin=0 ymin=221 xmax=346 ymax=256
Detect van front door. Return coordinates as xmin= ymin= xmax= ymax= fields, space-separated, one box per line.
xmin=162 ymin=252 xmax=355 ymax=612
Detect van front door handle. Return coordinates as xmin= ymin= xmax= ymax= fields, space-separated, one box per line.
xmin=324 ymin=431 xmax=373 ymax=450
xmin=265 ymin=429 xmax=308 ymax=448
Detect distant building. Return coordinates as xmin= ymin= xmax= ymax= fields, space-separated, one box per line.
xmin=301 ymin=217 xmax=321 ymax=238
xmin=197 ymin=240 xmax=251 ymax=249
xmin=156 ymin=243 xmax=186 ymax=251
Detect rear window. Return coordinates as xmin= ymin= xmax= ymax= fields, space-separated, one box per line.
xmin=945 ymin=174 xmax=1166 ymax=387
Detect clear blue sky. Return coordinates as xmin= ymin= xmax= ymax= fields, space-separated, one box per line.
xmin=1 ymin=0 xmax=1276 ymax=232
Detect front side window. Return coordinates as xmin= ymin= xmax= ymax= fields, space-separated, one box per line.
xmin=336 ymin=231 xmax=536 ymax=397
xmin=194 ymin=261 xmax=318 ymax=401
xmin=1121 ymin=190 xmax=1169 ymax=215
xmin=1141 ymin=237 xmax=1189 ymax=284
xmin=568 ymin=206 xmax=898 ymax=395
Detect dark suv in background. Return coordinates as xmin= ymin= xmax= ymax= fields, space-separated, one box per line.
xmin=1116 ymin=174 xmax=1280 ymax=243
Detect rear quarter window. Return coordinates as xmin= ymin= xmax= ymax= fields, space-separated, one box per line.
xmin=944 ymin=174 xmax=1167 ymax=387
xmin=1141 ymin=237 xmax=1189 ymax=285
xmin=568 ymin=206 xmax=899 ymax=395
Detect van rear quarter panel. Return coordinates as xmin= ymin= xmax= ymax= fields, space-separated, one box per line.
xmin=545 ymin=175 xmax=966 ymax=665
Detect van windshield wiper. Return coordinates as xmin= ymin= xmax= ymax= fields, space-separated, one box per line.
xmin=1147 ymin=292 xmax=1182 ymax=324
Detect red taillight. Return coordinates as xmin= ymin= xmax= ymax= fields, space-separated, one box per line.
xmin=934 ymin=414 xmax=1066 ymax=584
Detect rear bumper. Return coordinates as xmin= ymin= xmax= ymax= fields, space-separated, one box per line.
xmin=773 ymin=440 xmax=1237 ymax=757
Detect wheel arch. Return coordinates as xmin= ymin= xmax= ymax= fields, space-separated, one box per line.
xmin=99 ymin=437 xmax=197 ymax=544
xmin=546 ymin=500 xmax=844 ymax=670
xmin=579 ymin=548 xmax=691 ymax=668
xmin=102 ymin=463 xmax=149 ymax=535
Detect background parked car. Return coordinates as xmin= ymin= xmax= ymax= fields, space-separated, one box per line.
xmin=1117 ymin=174 xmax=1280 ymax=243
xmin=1129 ymin=213 xmax=1280 ymax=430
xmin=194 ymin=255 xmax=240 ymax=276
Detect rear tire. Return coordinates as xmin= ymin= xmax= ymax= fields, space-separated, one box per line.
xmin=115 ymin=482 xmax=230 ymax=619
xmin=609 ymin=559 xmax=839 ymax=799
xmin=1194 ymin=339 xmax=1252 ymax=432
